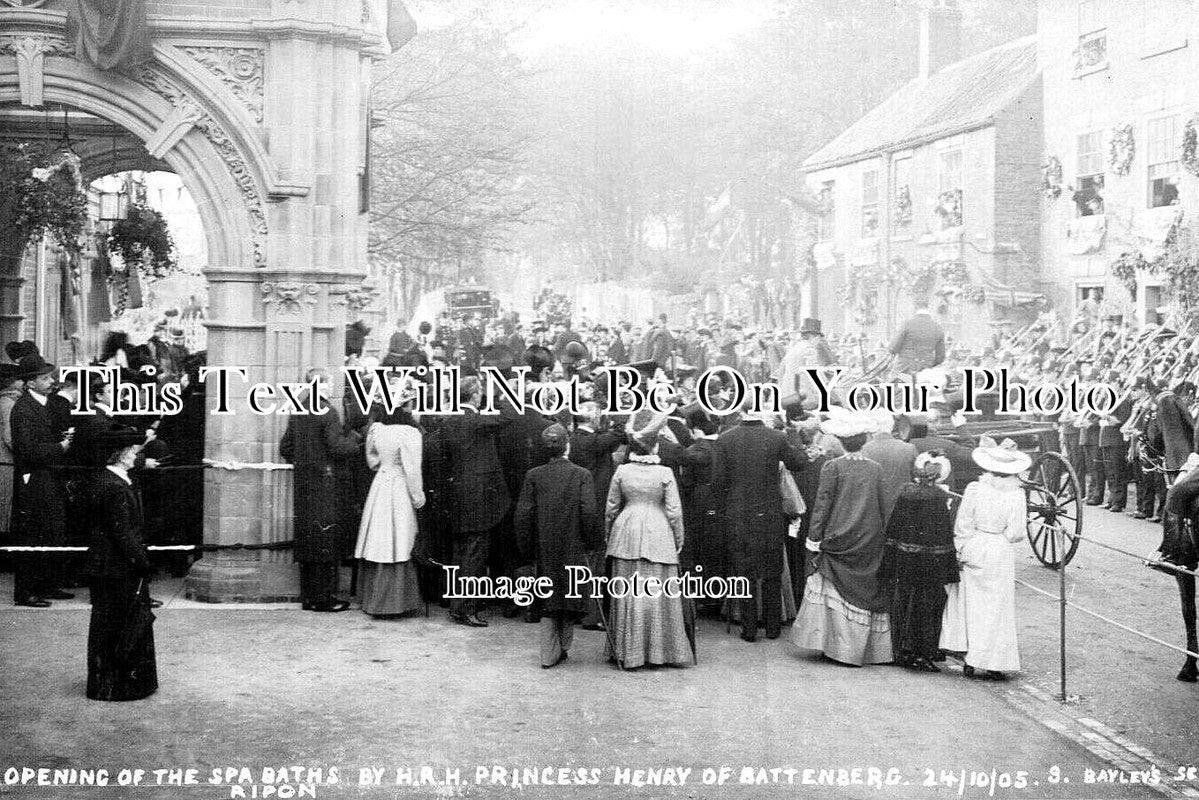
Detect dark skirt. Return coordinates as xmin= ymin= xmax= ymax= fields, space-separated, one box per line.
xmin=87 ymin=577 xmax=157 ymax=701
xmin=359 ymin=560 xmax=423 ymax=617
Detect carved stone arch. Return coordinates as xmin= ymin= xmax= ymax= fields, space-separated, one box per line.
xmin=0 ymin=56 xmax=256 ymax=271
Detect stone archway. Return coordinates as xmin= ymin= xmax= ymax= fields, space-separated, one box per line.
xmin=0 ymin=1 xmax=399 ymax=600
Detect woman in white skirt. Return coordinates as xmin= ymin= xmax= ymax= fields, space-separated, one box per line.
xmin=354 ymin=399 xmax=425 ymax=618
xmin=940 ymin=437 xmax=1029 ymax=680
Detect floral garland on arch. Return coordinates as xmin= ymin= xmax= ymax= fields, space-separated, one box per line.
xmin=1041 ymin=155 xmax=1063 ymax=200
xmin=1182 ymin=118 xmax=1199 ymax=177
xmin=1109 ymin=123 xmax=1135 ymax=176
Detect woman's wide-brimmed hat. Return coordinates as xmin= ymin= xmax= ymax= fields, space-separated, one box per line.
xmin=914 ymin=451 xmax=952 ymax=482
xmin=627 ymin=408 xmax=669 ymax=446
xmin=971 ymin=436 xmax=1031 ymax=475
xmin=819 ymin=407 xmax=873 ymax=439
xmin=94 ymin=425 xmax=146 ymax=458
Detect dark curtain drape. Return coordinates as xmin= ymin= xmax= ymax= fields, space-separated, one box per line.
xmin=67 ymin=0 xmax=151 ymax=71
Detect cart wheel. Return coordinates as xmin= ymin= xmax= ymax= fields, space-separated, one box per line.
xmin=1023 ymin=451 xmax=1082 ymax=569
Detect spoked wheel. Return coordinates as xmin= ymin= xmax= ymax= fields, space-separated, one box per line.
xmin=1022 ymin=451 xmax=1083 ymax=569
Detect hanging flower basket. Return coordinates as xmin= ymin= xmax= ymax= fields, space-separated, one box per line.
xmin=1182 ymin=118 xmax=1199 ymax=177
xmin=108 ymin=202 xmax=177 ymax=279
xmin=1041 ymin=155 xmax=1063 ymax=200
xmin=1109 ymin=123 xmax=1135 ymax=176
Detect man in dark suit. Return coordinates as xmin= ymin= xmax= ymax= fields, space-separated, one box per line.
xmin=647 ymin=315 xmax=676 ymax=372
xmin=712 ymin=405 xmax=807 ymax=641
xmin=437 ymin=375 xmax=512 ymax=627
xmin=279 ymin=369 xmax=363 ymax=612
xmin=1151 ymin=382 xmax=1196 ymax=475
xmin=10 ymin=355 xmax=74 ymax=607
xmin=889 ymin=298 xmax=945 ymax=375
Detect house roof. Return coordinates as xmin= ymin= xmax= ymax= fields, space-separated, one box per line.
xmin=802 ymin=35 xmax=1039 ymax=172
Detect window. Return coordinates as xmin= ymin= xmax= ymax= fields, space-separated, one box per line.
xmin=1074 ymin=131 xmax=1105 ymax=216
xmin=817 ymin=180 xmax=835 ymax=241
xmin=936 ymin=150 xmax=963 ymax=229
xmin=860 ymin=168 xmax=879 ymax=237
xmin=1142 ymin=0 xmax=1189 ymax=56
xmin=1147 ymin=115 xmax=1181 ymax=207
xmin=1077 ymin=0 xmax=1108 ymax=70
xmin=892 ymin=157 xmax=912 ymax=232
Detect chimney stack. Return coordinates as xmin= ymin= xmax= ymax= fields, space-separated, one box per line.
xmin=918 ymin=0 xmax=962 ymax=79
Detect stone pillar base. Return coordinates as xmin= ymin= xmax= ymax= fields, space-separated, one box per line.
xmin=184 ymin=553 xmax=300 ymax=603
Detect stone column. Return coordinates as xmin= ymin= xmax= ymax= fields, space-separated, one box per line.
xmin=185 ymin=4 xmax=381 ymax=602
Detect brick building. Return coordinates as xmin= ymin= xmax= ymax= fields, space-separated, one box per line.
xmin=802 ymin=3 xmax=1044 ymax=349
xmin=1038 ymin=0 xmax=1195 ymax=325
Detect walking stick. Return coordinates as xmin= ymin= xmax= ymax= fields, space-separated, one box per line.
xmin=591 ymin=577 xmax=624 ymax=671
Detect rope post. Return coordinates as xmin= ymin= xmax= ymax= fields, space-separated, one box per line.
xmin=1058 ymin=526 xmax=1068 ymax=702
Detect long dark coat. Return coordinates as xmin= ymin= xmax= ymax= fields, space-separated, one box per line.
xmin=87 ymin=469 xmax=157 ymax=701
xmin=713 ymin=421 xmax=807 ymax=582
xmin=515 ymin=457 xmax=599 ymax=617
xmin=1151 ymin=391 xmax=1195 ymax=472
xmin=663 ymin=436 xmax=724 ymax=578
xmin=335 ymin=392 xmax=375 ymax=558
xmin=279 ymin=411 xmax=361 ymax=563
xmin=10 ymin=391 xmax=67 ymax=546
xmin=436 ymin=407 xmax=511 ymax=534
xmin=569 ymin=426 xmax=622 ymax=509
xmin=879 ymin=482 xmax=960 ymax=659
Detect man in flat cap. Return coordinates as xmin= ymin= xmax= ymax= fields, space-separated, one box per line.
xmin=516 ymin=423 xmax=601 ymax=668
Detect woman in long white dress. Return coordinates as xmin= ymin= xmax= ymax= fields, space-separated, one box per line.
xmin=354 ymin=405 xmax=425 ymax=617
xmin=940 ymin=438 xmax=1029 ymax=679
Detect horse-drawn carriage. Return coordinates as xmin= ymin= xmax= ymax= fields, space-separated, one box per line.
xmin=847 ymin=355 xmax=1084 ymax=570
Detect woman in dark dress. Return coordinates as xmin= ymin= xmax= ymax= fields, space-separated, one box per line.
xmin=86 ymin=426 xmax=158 ymax=701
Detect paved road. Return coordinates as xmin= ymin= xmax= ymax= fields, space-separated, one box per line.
xmin=0 ymin=573 xmax=1181 ymax=800
xmin=1011 ymin=501 xmax=1199 ymax=771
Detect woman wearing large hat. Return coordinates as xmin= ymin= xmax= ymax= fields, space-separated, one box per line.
xmin=940 ymin=437 xmax=1030 ymax=680
xmin=791 ymin=409 xmax=892 ymax=666
xmin=86 ymin=425 xmax=158 ymax=701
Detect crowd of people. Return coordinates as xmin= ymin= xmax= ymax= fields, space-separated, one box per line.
xmin=306 ymin=301 xmax=1067 ymax=677
xmin=1 ymin=322 xmax=205 ymax=701
xmin=10 ymin=294 xmax=1199 ymax=702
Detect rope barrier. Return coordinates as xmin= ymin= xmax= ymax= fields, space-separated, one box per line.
xmin=1069 ymin=531 xmax=1199 ymax=579
xmin=0 ymin=541 xmax=294 ymax=553
xmin=1015 ymin=577 xmax=1199 ymax=660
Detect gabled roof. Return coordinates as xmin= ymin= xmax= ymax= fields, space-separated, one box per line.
xmin=802 ymin=35 xmax=1039 ymax=172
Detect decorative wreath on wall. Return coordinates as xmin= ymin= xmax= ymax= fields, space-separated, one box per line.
xmin=1108 ymin=123 xmax=1135 ymax=176
xmin=1109 ymin=251 xmax=1149 ymax=298
xmin=1041 ymin=155 xmax=1063 ymax=200
xmin=894 ymin=185 xmax=912 ymax=226
xmin=1182 ymin=118 xmax=1199 ymax=177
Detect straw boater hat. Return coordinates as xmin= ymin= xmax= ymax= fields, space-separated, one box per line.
xmin=971 ymin=436 xmax=1031 ymax=475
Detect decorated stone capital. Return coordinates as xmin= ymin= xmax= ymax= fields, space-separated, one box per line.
xmin=261 ymin=281 xmax=319 ymax=315
xmin=331 ymin=281 xmax=378 ymax=314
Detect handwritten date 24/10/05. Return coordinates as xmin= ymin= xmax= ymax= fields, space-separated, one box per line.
xmin=922 ymin=769 xmax=1029 ymax=792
